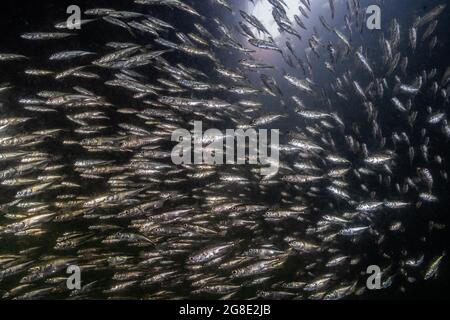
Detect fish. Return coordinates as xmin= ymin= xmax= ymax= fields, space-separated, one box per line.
xmin=414 ymin=4 xmax=447 ymax=29
xmin=424 ymin=252 xmax=446 ymax=280
xmin=20 ymin=32 xmax=75 ymax=40
xmin=329 ymin=0 xmax=336 ymax=20
xmin=49 ymin=51 xmax=96 ymax=61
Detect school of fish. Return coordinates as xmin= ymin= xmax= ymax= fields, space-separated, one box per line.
xmin=0 ymin=0 xmax=448 ymax=299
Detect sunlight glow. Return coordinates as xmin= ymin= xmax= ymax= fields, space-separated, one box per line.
xmin=251 ymin=0 xmax=299 ymax=39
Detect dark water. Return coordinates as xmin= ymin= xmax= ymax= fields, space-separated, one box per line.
xmin=0 ymin=0 xmax=449 ymax=299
